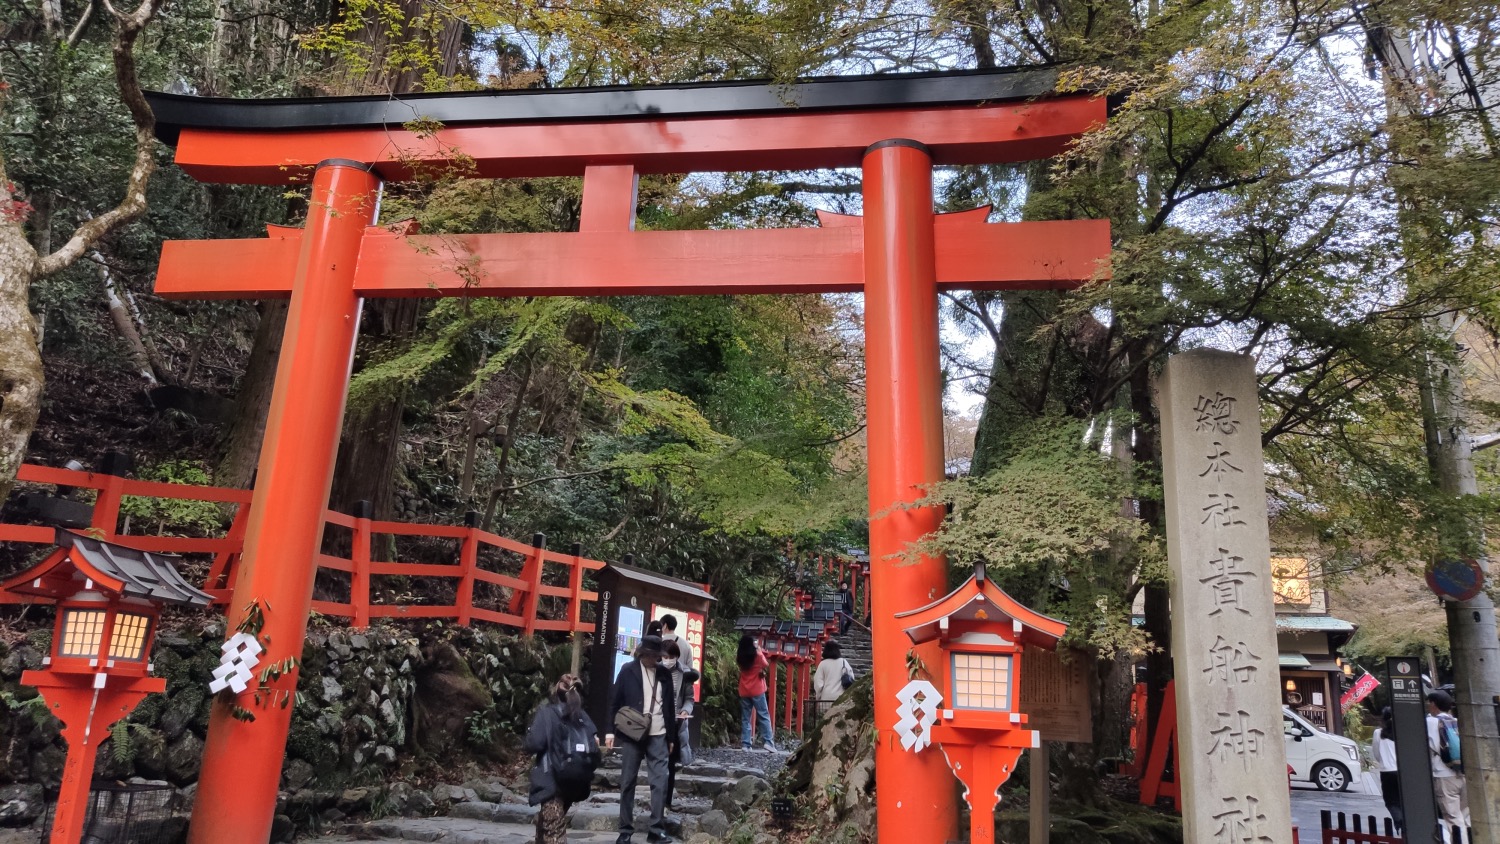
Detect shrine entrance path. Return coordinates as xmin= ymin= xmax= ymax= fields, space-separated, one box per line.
xmin=318 ymin=818 xmax=619 ymax=843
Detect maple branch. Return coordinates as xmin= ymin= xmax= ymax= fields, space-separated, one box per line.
xmin=36 ymin=0 xmax=162 ymax=278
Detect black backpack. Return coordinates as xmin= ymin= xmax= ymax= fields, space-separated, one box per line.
xmin=546 ymin=706 xmax=600 ymax=802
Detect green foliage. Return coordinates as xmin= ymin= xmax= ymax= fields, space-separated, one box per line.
xmin=925 ymin=418 xmax=1155 ymax=659
xmin=2 ymin=689 xmax=52 ymax=728
xmin=119 ymin=461 xmax=227 ymax=535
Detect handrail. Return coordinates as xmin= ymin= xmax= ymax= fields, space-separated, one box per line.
xmin=0 ymin=462 xmax=603 ymax=634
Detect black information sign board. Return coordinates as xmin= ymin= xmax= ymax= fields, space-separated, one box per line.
xmin=1386 ymin=656 xmax=1438 ymax=842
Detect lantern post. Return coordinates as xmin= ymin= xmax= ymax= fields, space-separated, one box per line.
xmin=894 ymin=564 xmax=1068 ymax=844
xmin=0 ymin=530 xmax=213 ymax=844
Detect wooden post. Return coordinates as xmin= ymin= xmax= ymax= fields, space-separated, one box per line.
xmin=91 ymin=457 xmax=128 ymax=537
xmin=351 ymin=500 xmax=373 ymax=630
xmin=189 ymin=160 xmax=380 ymax=844
xmin=455 ymin=509 xmax=479 ymax=627
xmin=521 ymin=532 xmax=546 ymax=637
xmin=766 ymin=658 xmax=779 ymax=742
xmin=1030 ymin=743 xmax=1050 ymax=844
xmin=569 ymin=541 xmax=584 ymax=676
xmin=863 ymin=138 xmax=956 ymax=843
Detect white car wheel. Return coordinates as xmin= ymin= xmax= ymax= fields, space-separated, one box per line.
xmin=1313 ymin=761 xmax=1349 ymax=792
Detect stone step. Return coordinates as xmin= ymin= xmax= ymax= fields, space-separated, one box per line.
xmin=341 ymin=817 xmax=621 ymax=844
xmin=581 ymin=791 xmax=714 ymax=816
xmin=593 ymin=770 xmax=738 ymax=798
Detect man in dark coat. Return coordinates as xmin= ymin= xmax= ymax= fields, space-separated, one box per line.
xmin=609 ymin=635 xmax=678 ymax=844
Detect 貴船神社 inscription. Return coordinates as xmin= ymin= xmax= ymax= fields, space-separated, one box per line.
xmin=1157 ymin=350 xmax=1292 ymax=844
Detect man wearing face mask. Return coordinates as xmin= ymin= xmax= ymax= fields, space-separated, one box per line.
xmin=609 ymin=635 xmax=677 ymax=844
xmin=660 ymin=639 xmax=699 ymax=814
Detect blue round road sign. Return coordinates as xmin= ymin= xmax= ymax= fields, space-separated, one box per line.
xmin=1426 ymin=558 xmax=1485 ymax=602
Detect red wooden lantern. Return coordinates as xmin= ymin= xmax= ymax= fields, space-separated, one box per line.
xmin=895 ymin=564 xmax=1067 ymax=844
xmin=1 ymin=530 xmax=212 ymax=844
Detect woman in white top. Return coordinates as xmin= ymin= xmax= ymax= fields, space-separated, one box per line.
xmin=811 ymin=641 xmax=852 ymax=717
xmin=1371 ymin=707 xmax=1403 ymax=833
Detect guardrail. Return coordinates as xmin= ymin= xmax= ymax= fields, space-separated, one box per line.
xmin=0 ymin=463 xmax=600 ymax=634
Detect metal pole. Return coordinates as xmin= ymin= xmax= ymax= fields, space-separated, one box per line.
xmin=862 ymin=138 xmax=957 ymax=844
xmin=188 ymin=160 xmax=379 ymax=844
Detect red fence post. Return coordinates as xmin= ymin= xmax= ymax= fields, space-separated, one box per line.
xmin=567 ymin=541 xmax=585 ymax=632
xmin=783 ymin=661 xmax=795 ymax=731
xmin=90 ymin=452 xmax=131 ymax=537
xmin=351 ymin=500 xmax=373 ymax=630
xmin=766 ymin=659 xmax=778 ymax=743
xmin=204 ymin=502 xmax=250 ymax=600
xmin=456 ymin=510 xmax=479 ymax=627
xmin=797 ymin=663 xmax=810 ymax=735
xmin=521 ymin=533 xmax=546 ymax=637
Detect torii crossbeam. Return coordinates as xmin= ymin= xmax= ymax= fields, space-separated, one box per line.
xmin=146 ymin=67 xmax=1111 ymax=844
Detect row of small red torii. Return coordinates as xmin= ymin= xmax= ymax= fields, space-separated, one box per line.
xmin=0 ymin=461 xmax=870 ymax=716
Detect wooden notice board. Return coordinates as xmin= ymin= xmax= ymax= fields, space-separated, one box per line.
xmin=1018 ymin=646 xmax=1093 ymax=744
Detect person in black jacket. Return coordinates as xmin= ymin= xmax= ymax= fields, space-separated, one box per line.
xmin=523 ymin=673 xmax=597 ymax=844
xmin=609 ymin=635 xmax=678 ymax=844
xmin=838 ymin=580 xmax=854 ymax=634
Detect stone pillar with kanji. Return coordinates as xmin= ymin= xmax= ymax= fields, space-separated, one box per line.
xmin=1157 ymin=349 xmax=1292 ymax=843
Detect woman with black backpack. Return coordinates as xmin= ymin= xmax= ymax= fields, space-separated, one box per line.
xmin=524 ymin=673 xmax=600 ymax=844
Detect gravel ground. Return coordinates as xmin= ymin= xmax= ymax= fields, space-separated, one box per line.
xmin=690 ymin=744 xmax=791 ymax=780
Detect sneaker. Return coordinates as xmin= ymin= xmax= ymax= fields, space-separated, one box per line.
xmin=647 ymin=835 xmax=675 ymax=844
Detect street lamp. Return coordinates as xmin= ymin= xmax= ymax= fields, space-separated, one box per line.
xmin=1 ymin=529 xmax=212 ymax=844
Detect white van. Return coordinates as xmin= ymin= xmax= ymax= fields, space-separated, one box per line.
xmin=1283 ymin=706 xmax=1362 ymax=791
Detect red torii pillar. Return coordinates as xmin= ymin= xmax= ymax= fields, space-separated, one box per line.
xmin=145 ymin=74 xmax=1109 ymax=844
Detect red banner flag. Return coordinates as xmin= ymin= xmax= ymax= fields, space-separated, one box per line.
xmin=1341 ymin=672 xmax=1379 ymax=711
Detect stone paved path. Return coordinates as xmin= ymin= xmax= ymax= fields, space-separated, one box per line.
xmin=314 ymin=816 xmax=616 ymax=843
xmin=315 ymin=746 xmax=789 ymax=843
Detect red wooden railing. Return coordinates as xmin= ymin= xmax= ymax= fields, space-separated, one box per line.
xmin=0 ymin=464 xmax=601 ymax=633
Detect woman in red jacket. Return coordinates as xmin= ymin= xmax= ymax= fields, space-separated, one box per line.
xmin=736 ymin=634 xmax=777 ymax=752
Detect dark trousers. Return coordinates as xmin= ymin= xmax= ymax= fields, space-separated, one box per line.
xmin=1379 ymin=771 xmax=1404 ymax=832
xmin=617 ymin=733 xmax=669 ymax=842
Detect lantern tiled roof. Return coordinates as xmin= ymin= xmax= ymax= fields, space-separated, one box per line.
xmin=0 ymin=529 xmax=213 ymax=607
xmin=896 ymin=563 xmax=1067 ymax=649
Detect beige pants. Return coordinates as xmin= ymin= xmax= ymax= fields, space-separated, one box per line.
xmin=1434 ymin=774 xmax=1470 ymax=833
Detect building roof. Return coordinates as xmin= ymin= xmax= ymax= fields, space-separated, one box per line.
xmin=144 ymin=66 xmax=1073 ymax=146
xmin=1275 ymin=614 xmax=1356 ymax=634
xmin=604 ymin=562 xmax=716 ymax=604
xmin=0 ymin=529 xmax=213 ymax=607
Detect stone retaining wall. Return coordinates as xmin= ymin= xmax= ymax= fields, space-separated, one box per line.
xmin=0 ymin=618 xmax=577 ymax=834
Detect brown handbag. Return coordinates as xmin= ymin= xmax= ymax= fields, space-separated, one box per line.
xmin=613 ymin=669 xmax=657 ymax=742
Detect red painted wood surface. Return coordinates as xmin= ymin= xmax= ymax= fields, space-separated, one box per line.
xmin=155 ymin=219 xmax=1111 ymax=300
xmin=170 ymin=97 xmax=1106 ymax=184
xmin=0 ymin=463 xmax=603 ymax=634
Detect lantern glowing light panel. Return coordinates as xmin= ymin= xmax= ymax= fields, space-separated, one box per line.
xmin=951 ymin=652 xmax=1013 ymax=711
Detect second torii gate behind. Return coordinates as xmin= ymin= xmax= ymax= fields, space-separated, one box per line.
xmin=146 ymin=67 xmax=1111 ymax=844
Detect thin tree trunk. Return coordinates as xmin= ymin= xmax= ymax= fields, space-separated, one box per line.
xmin=482 ymin=354 xmax=534 ymax=531
xmin=329 ymin=299 xmax=421 ymax=520
xmin=215 ymin=299 xmax=287 ymax=488
xmin=94 ymin=251 xmax=158 ymax=385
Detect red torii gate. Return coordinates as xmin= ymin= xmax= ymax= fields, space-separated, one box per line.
xmin=144 ymin=68 xmax=1110 ymax=844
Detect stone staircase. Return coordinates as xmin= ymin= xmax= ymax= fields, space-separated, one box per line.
xmin=818 ymin=589 xmax=871 ymax=677
xmin=839 ymin=616 xmax=872 ymax=677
